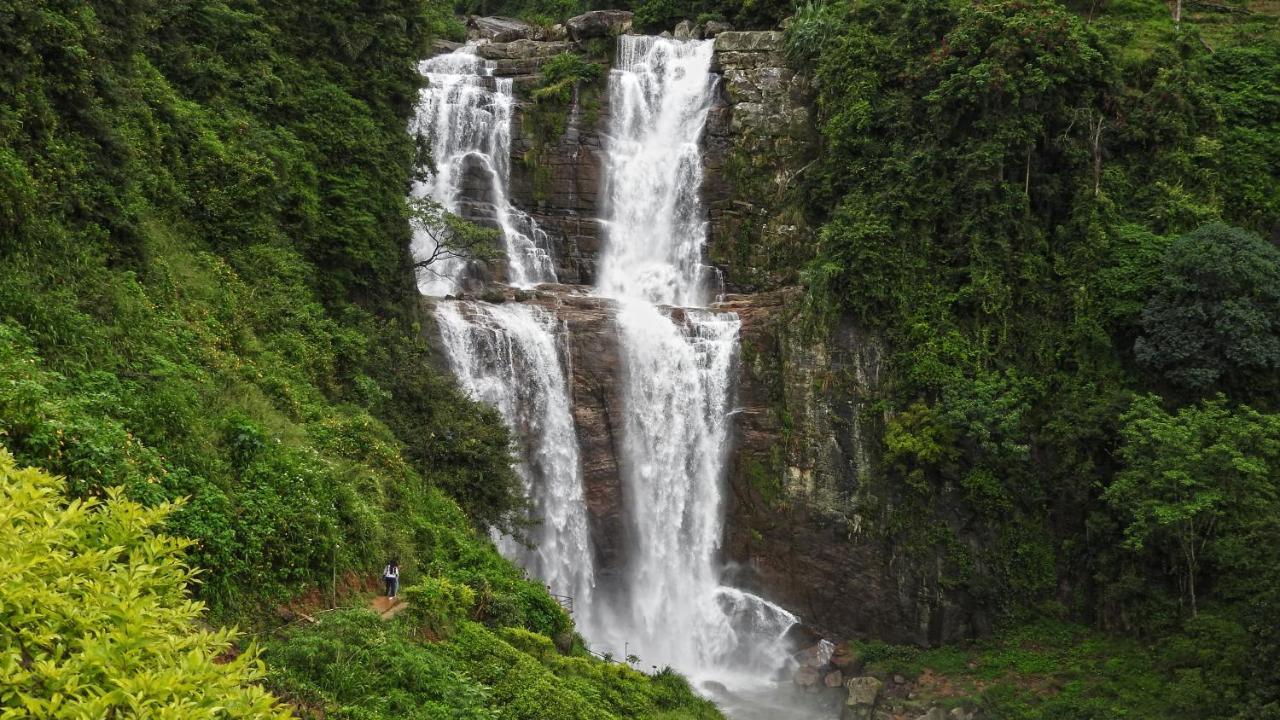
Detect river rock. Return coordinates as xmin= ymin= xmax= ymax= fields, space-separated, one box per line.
xmin=825 ymin=670 xmax=845 ymax=688
xmin=796 ymin=641 xmax=832 ymax=668
xmin=829 ymin=641 xmax=860 ymax=669
xmin=475 ymin=39 xmax=572 ymax=61
xmin=674 ymin=19 xmax=698 ymax=40
xmin=565 ymin=10 xmax=633 ymax=41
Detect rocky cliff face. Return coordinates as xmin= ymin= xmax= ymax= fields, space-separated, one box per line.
xmin=704 ymin=31 xmax=817 ymax=293
xmin=428 ymin=19 xmax=984 ymax=648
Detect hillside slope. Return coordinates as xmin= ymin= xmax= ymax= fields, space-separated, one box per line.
xmin=0 ymin=0 xmax=719 ymax=717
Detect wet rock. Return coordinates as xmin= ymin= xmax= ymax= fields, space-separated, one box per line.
xmin=674 ymin=19 xmax=697 ymax=40
xmin=565 ymin=10 xmax=633 ymax=41
xmin=825 ymin=670 xmax=845 ymax=688
xmin=794 ymin=666 xmax=821 ymax=688
xmin=829 ymin=641 xmax=860 ymax=670
xmin=796 ymin=641 xmax=832 ymax=668
xmin=713 ymin=30 xmax=784 ymax=53
xmin=844 ymin=676 xmax=884 ymax=720
xmin=508 ymin=78 xmax=608 ymax=285
xmin=430 ymin=39 xmax=463 ymax=56
xmin=475 ymin=39 xmax=572 ymax=61
xmin=703 ymin=20 xmax=734 ymax=37
xmin=531 ymin=293 xmax=629 ymax=574
xmin=468 ymin=15 xmax=536 ymax=42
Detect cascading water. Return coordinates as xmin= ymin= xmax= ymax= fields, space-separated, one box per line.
xmin=410 ymin=46 xmax=556 ymax=294
xmin=414 ymin=47 xmax=593 ymax=614
xmin=434 ymin=301 xmax=596 ymax=624
xmin=591 ymin=35 xmax=798 ymax=690
xmin=413 ymin=35 xmax=811 ymax=718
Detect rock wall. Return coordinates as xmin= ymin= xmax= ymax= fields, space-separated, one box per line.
xmin=704 ymin=31 xmax=817 ymax=293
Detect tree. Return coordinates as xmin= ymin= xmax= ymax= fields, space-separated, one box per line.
xmin=1104 ymin=395 xmax=1280 ymax=616
xmin=1134 ymin=223 xmax=1280 ymax=398
xmin=0 ymin=449 xmax=290 ymax=719
xmin=408 ymin=197 xmax=501 ymax=279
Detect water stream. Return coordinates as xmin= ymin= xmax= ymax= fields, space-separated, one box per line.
xmin=434 ymin=301 xmax=596 ymax=628
xmin=410 ymin=46 xmax=556 ymax=294
xmin=590 ymin=34 xmax=797 ymax=690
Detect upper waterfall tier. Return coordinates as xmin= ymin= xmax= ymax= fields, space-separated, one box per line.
xmin=596 ymin=36 xmax=719 ymax=308
xmin=410 ymin=46 xmax=557 ymax=295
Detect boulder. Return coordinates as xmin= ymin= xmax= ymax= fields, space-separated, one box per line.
xmin=796 ymin=641 xmax=832 ymax=668
xmin=468 ymin=15 xmax=536 ymax=42
xmin=915 ymin=708 xmax=947 ymax=720
xmin=565 ymin=10 xmax=633 ymax=41
xmin=829 ymin=641 xmax=860 ymax=670
xmin=825 ymin=670 xmax=845 ymax=688
xmin=794 ymin=666 xmax=821 ymax=688
xmin=703 ymin=20 xmax=734 ymax=37
xmin=674 ymin=19 xmax=698 ymax=40
xmin=845 ymin=676 xmax=883 ymax=719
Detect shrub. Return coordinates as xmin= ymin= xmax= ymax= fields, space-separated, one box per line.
xmin=402 ymin=577 xmax=477 ymax=639
xmin=0 ymin=449 xmax=289 ymax=718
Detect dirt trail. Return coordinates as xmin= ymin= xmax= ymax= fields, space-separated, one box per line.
xmin=369 ymin=595 xmax=409 ymax=619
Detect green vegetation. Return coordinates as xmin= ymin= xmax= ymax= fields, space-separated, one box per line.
xmin=782 ymin=0 xmax=1280 ymax=716
xmin=0 ymin=0 xmax=720 ymax=716
xmin=851 ymin=618 xmax=1257 ymax=720
xmin=450 ymin=0 xmax=793 ymax=31
xmin=265 ymin=612 xmax=720 ymax=720
xmin=0 ymin=449 xmax=289 ymax=718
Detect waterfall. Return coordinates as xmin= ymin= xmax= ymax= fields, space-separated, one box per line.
xmin=410 ymin=46 xmax=556 ymax=295
xmin=434 ymin=301 xmax=596 ymax=621
xmin=412 ymin=35 xmax=802 ymax=707
xmin=597 ymin=37 xmax=719 ymax=306
xmin=414 ymin=47 xmax=592 ymax=617
xmin=593 ymin=35 xmax=797 ymax=686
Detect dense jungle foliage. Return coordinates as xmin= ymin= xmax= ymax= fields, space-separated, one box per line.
xmin=782 ymin=0 xmax=1280 ymax=716
xmin=452 ymin=0 xmax=794 ymax=33
xmin=0 ymin=0 xmax=718 ymax=716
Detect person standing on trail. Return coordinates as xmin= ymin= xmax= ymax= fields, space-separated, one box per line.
xmin=382 ymin=559 xmax=400 ymax=599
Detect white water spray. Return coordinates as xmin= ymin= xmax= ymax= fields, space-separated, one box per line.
xmin=434 ymin=301 xmax=596 ymax=622
xmin=593 ymin=35 xmax=797 ymax=688
xmin=413 ymin=47 xmax=590 ymax=621
xmin=410 ymin=47 xmax=556 ymax=295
